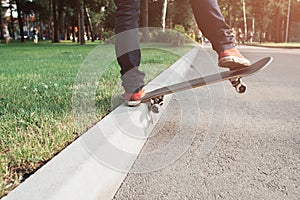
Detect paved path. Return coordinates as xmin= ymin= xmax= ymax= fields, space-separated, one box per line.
xmin=113 ymin=46 xmax=300 ymax=199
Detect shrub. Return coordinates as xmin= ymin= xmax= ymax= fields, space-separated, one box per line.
xmin=148 ymin=25 xmax=193 ymax=46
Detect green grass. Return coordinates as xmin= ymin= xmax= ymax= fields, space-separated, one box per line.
xmin=0 ymin=41 xmax=96 ymax=196
xmin=0 ymin=41 xmax=191 ymax=197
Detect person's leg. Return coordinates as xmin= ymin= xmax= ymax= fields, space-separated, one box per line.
xmin=190 ymin=0 xmax=234 ymax=52
xmin=115 ymin=0 xmax=145 ymax=94
xmin=190 ymin=0 xmax=250 ymax=69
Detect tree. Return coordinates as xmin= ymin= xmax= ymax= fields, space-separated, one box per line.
xmin=58 ymin=1 xmax=64 ymax=40
xmin=248 ymin=0 xmax=285 ymax=42
xmin=15 ymin=0 xmax=25 ymax=42
xmin=0 ymin=0 xmax=3 ymax=39
xmin=51 ymin=0 xmax=59 ymax=42
xmin=77 ymin=0 xmax=85 ymax=44
xmin=30 ymin=0 xmax=51 ymax=40
xmin=269 ymin=0 xmax=288 ymax=42
xmin=172 ymin=0 xmax=195 ymax=30
xmin=84 ymin=0 xmax=116 ymax=40
xmin=148 ymin=0 xmax=164 ymax=27
xmin=12 ymin=0 xmax=42 ymax=42
xmin=141 ymin=0 xmax=149 ymax=28
xmin=218 ymin=0 xmax=243 ymax=28
xmin=242 ymin=0 xmax=247 ymax=41
xmin=140 ymin=0 xmax=149 ymax=41
xmin=218 ymin=0 xmax=294 ymax=43
xmin=85 ymin=5 xmax=94 ymax=41
xmin=161 ymin=0 xmax=167 ymax=31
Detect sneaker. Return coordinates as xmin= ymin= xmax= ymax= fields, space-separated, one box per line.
xmin=124 ymin=88 xmax=145 ymax=107
xmin=218 ymin=47 xmax=251 ymax=70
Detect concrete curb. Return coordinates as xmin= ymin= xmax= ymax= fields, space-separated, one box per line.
xmin=2 ymin=47 xmax=199 ymax=200
xmin=245 ymin=44 xmax=300 ymax=49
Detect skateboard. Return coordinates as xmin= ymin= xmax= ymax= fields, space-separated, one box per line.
xmin=142 ymin=57 xmax=273 ymax=113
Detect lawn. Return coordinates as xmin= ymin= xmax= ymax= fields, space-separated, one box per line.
xmin=0 ymin=40 xmax=191 ymax=197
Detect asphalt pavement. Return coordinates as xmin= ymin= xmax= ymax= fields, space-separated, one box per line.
xmin=113 ymin=46 xmax=300 ymax=199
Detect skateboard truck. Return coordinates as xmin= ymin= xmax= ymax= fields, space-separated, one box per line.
xmin=149 ymin=95 xmax=164 ymax=113
xmin=229 ymin=77 xmax=247 ymax=93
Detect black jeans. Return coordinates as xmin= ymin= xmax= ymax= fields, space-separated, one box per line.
xmin=115 ymin=0 xmax=235 ymax=93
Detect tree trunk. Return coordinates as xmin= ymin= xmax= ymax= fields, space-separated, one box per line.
xmin=72 ymin=25 xmax=76 ymax=42
xmin=285 ymin=0 xmax=291 ymax=42
xmin=52 ymin=0 xmax=60 ymax=42
xmin=275 ymin=9 xmax=281 ymax=42
xmin=39 ymin=14 xmax=43 ymax=40
xmin=85 ymin=6 xmax=94 ymax=41
xmin=140 ymin=0 xmax=149 ymax=41
xmin=227 ymin=5 xmax=232 ymax=27
xmin=58 ymin=1 xmax=64 ymax=40
xmin=10 ymin=6 xmax=14 ymax=39
xmin=15 ymin=0 xmax=24 ymax=42
xmin=0 ymin=1 xmax=3 ymax=39
xmin=242 ymin=0 xmax=247 ymax=42
xmin=161 ymin=0 xmax=168 ymax=32
xmin=49 ymin=0 xmax=53 ymax=41
xmin=78 ymin=0 xmax=85 ymax=45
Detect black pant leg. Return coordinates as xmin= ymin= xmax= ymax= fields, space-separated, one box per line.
xmin=114 ymin=0 xmax=145 ymax=93
xmin=190 ymin=0 xmax=235 ymax=52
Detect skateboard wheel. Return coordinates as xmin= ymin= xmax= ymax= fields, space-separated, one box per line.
xmin=236 ymin=84 xmax=247 ymax=93
xmin=151 ymin=105 xmax=159 ymax=113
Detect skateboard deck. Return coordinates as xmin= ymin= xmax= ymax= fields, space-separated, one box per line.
xmin=142 ymin=57 xmax=273 ymax=112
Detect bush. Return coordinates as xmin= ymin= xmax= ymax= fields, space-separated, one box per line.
xmin=102 ymin=30 xmax=115 ymax=40
xmin=103 ymin=30 xmax=115 ymax=44
xmin=102 ymin=25 xmax=194 ymax=46
xmin=174 ymin=24 xmax=185 ymax=34
xmin=149 ymin=25 xmax=193 ymax=46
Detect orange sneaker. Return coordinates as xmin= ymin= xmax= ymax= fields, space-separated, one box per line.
xmin=124 ymin=88 xmax=145 ymax=107
xmin=218 ymin=47 xmax=251 ymax=70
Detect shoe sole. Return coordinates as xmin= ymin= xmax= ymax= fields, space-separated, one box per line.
xmin=127 ymin=100 xmax=141 ymax=107
xmin=218 ymin=56 xmax=251 ymax=70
